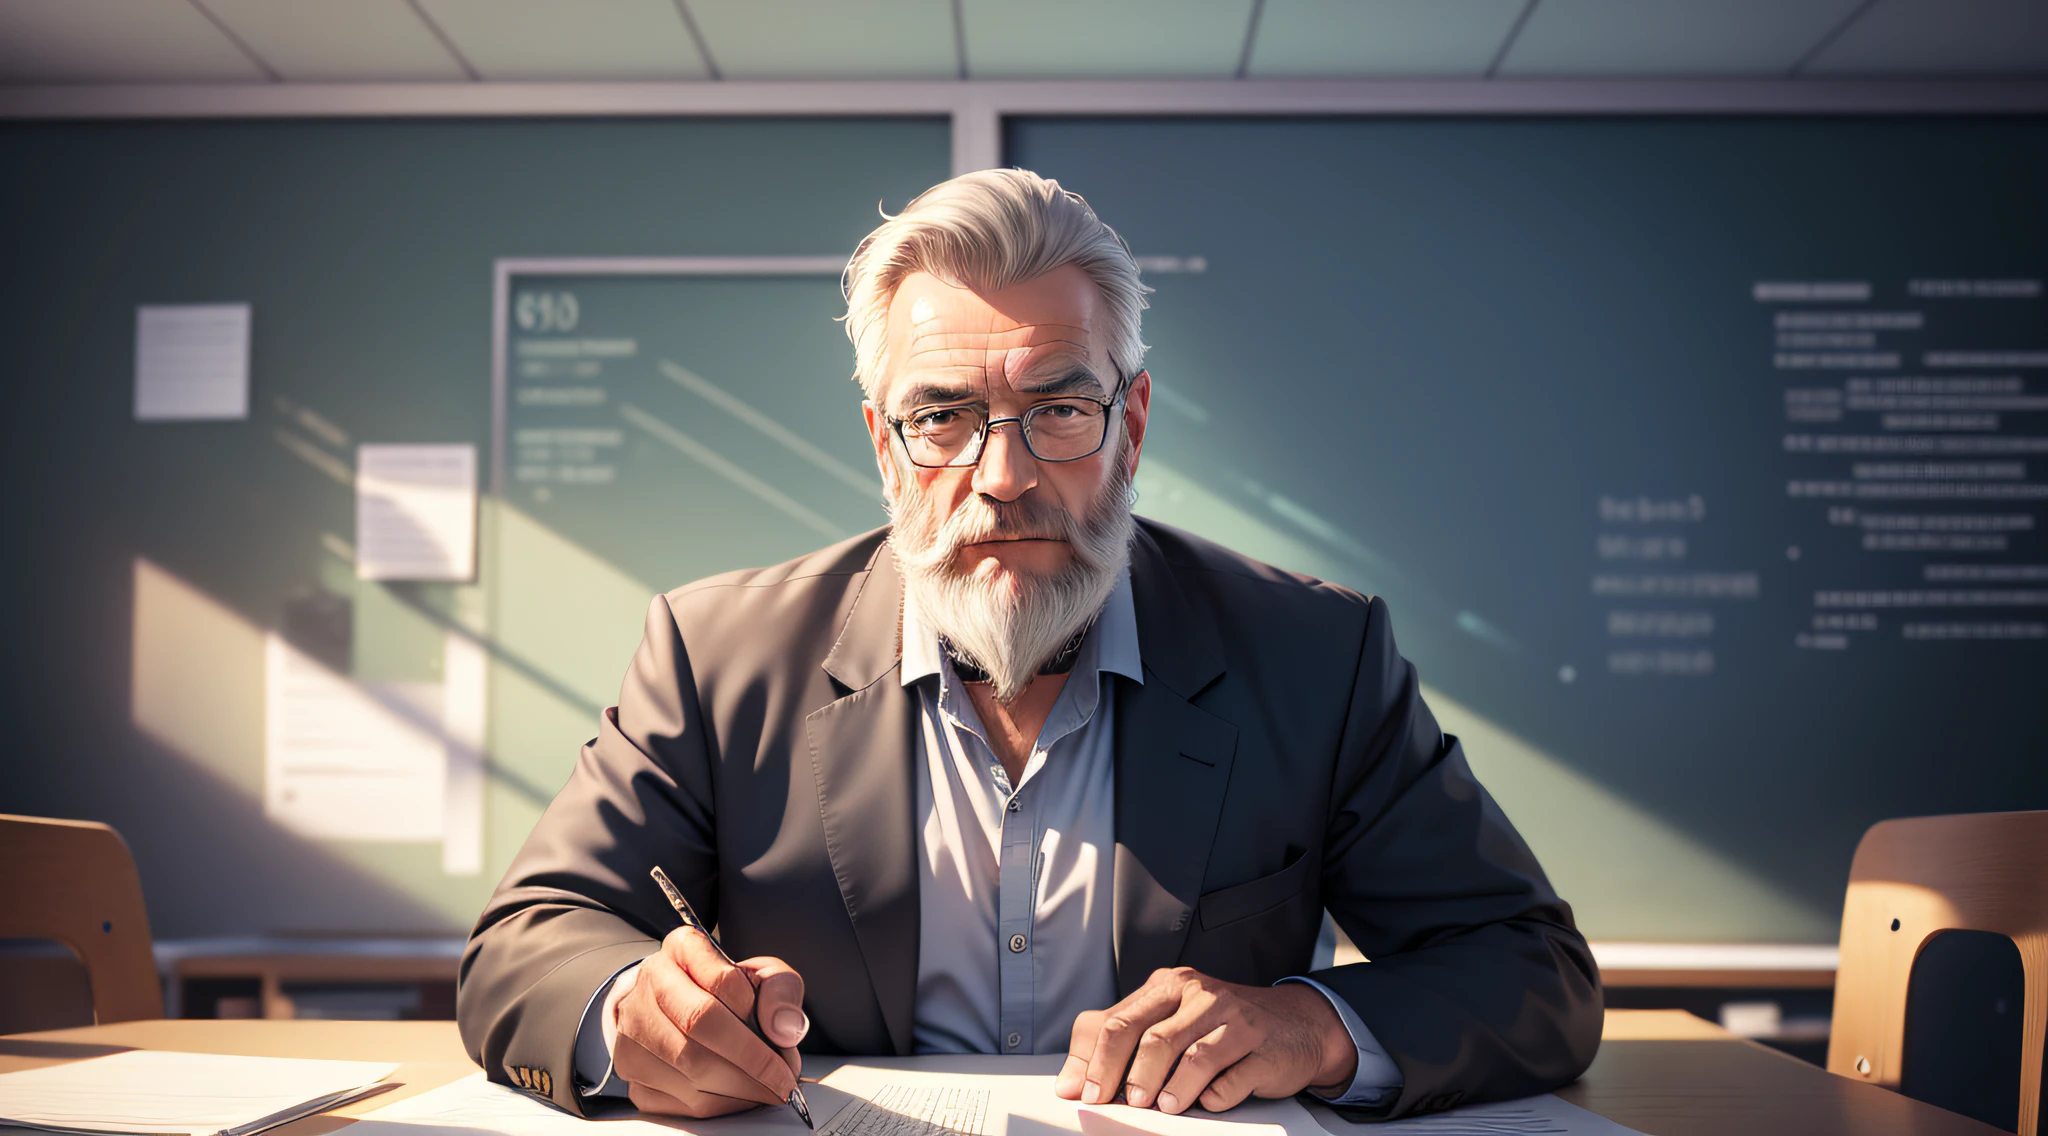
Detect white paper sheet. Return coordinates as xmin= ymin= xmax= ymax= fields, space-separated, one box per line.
xmin=134 ymin=304 xmax=251 ymax=422
xmin=356 ymin=444 xmax=478 ymax=582
xmin=0 ymin=1050 xmax=395 ymax=1136
xmin=440 ymin=629 xmax=488 ymax=875
xmin=263 ymin=635 xmax=446 ymax=841
xmin=353 ymin=1073 xmax=831 ymax=1136
xmin=354 ymin=1062 xmax=1641 ymax=1136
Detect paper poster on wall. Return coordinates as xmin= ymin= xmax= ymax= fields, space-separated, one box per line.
xmin=263 ymin=636 xmax=446 ymax=841
xmin=356 ymin=444 xmax=477 ymax=581
xmin=133 ymin=303 xmax=251 ymax=421
xmin=440 ymin=630 xmax=487 ymax=875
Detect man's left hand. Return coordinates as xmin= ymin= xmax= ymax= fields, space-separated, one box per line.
xmin=1055 ymin=967 xmax=1358 ymax=1114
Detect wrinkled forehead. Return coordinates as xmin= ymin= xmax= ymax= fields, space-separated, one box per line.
xmin=877 ymin=269 xmax=1112 ymax=409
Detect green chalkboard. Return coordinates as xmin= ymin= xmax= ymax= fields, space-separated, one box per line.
xmin=1007 ymin=115 xmax=2048 ymax=940
xmin=0 ymin=117 xmax=948 ymax=938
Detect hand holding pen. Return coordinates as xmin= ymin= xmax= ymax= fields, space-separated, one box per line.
xmin=603 ymin=866 xmax=813 ymax=1125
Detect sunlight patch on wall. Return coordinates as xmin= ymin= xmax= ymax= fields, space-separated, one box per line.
xmin=492 ymin=503 xmax=660 ymax=714
xmin=1428 ymin=683 xmax=1834 ymax=942
xmin=131 ymin=558 xmax=266 ymax=795
xmin=130 ymin=556 xmax=497 ymax=930
xmin=1135 ymin=459 xmax=1369 ymax=590
xmin=1129 ymin=461 xmax=1834 ymax=943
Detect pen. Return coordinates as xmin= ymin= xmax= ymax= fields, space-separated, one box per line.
xmin=650 ymin=866 xmax=814 ymax=1130
xmin=213 ymin=1080 xmax=400 ymax=1136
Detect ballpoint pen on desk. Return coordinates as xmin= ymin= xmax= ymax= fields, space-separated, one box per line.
xmin=649 ymin=866 xmax=815 ymax=1130
xmin=213 ymin=1080 xmax=401 ymax=1136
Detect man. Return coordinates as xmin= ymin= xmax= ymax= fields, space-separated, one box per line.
xmin=457 ymin=169 xmax=1601 ymax=1122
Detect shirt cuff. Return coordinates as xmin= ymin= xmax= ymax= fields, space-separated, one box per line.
xmin=1275 ymin=977 xmax=1402 ymax=1107
xmin=573 ymin=959 xmax=648 ymax=1098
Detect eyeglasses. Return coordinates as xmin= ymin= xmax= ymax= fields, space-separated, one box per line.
xmin=887 ymin=373 xmax=1133 ymax=469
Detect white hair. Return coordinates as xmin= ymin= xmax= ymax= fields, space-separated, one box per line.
xmin=841 ymin=168 xmax=1150 ymax=400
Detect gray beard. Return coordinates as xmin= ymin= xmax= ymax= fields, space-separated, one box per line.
xmin=888 ymin=441 xmax=1134 ymax=704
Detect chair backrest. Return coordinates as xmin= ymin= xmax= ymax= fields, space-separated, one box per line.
xmin=0 ymin=814 xmax=163 ymax=1023
xmin=1829 ymin=811 xmax=2048 ymax=1135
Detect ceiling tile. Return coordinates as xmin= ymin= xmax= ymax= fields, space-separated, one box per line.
xmin=686 ymin=0 xmax=956 ymax=78
xmin=1248 ymin=0 xmax=1528 ymax=77
xmin=416 ymin=0 xmax=708 ymax=80
xmin=1500 ymin=0 xmax=1866 ymax=77
xmin=961 ymin=0 xmax=1255 ymax=78
xmin=0 ymin=0 xmax=266 ymax=83
xmin=201 ymin=0 xmax=466 ymax=80
xmin=1805 ymin=0 xmax=2048 ymax=76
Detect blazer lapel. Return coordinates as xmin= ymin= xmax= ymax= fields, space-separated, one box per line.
xmin=807 ymin=546 xmax=919 ymax=1056
xmin=1112 ymin=526 xmax=1237 ymax=995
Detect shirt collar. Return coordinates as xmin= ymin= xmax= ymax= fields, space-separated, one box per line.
xmin=900 ymin=566 xmax=1143 ymax=689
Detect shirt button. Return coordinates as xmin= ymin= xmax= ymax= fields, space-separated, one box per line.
xmin=1009 ymin=933 xmax=1028 ymax=953
xmin=1006 ymin=1032 xmax=1022 ymax=1050
xmin=1006 ymin=797 xmax=1020 ymax=812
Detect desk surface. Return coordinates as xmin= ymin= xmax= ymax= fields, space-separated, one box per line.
xmin=0 ymin=1012 xmax=2000 ymax=1136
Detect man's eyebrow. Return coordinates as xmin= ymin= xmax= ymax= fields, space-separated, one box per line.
xmin=893 ymin=381 xmax=983 ymax=409
xmin=1013 ymin=369 xmax=1110 ymax=397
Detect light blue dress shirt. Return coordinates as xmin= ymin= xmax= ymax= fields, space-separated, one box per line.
xmin=573 ymin=571 xmax=1401 ymax=1106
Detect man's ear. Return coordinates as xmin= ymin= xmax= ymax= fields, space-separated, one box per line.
xmin=863 ymin=400 xmax=898 ymax=499
xmin=1122 ymin=370 xmax=1152 ymax=477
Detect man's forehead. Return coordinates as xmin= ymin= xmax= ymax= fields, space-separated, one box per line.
xmin=881 ymin=270 xmax=1108 ymax=399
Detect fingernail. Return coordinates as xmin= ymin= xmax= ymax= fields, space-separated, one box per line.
xmin=774 ymin=1008 xmax=809 ymax=1044
xmin=1127 ymin=1087 xmax=1149 ymax=1108
xmin=1084 ymin=1081 xmax=1102 ymax=1104
xmin=1157 ymin=1093 xmax=1179 ymax=1113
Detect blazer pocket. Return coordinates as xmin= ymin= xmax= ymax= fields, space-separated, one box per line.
xmin=1196 ymin=845 xmax=1312 ymax=930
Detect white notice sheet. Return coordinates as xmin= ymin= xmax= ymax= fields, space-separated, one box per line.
xmin=264 ymin=635 xmax=447 ymax=842
xmin=356 ymin=444 xmax=478 ymax=581
xmin=0 ymin=1050 xmax=395 ymax=1136
xmin=133 ymin=304 xmax=251 ymax=421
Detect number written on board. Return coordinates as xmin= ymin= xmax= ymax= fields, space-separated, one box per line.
xmin=516 ymin=291 xmax=580 ymax=333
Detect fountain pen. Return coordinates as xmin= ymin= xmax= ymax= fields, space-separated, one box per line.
xmin=649 ymin=866 xmax=814 ymax=1129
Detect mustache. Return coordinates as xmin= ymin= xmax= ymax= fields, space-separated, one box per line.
xmin=901 ymin=491 xmax=1079 ymax=571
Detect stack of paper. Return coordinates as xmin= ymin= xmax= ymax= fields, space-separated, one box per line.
xmin=0 ymin=1050 xmax=397 ymax=1136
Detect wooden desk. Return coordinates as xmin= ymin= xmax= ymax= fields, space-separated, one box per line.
xmin=0 ymin=1011 xmax=2002 ymax=1136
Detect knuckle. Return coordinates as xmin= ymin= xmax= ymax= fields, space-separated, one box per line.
xmin=674 ymin=989 xmax=716 ymax=1035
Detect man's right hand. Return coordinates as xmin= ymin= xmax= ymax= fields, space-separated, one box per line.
xmin=609 ymin=926 xmax=808 ymax=1117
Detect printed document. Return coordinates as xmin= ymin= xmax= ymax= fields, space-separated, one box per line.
xmin=352 ymin=1057 xmax=1641 ymax=1136
xmin=0 ymin=1050 xmax=395 ymax=1136
xmin=133 ymin=304 xmax=250 ymax=421
xmin=356 ymin=444 xmax=478 ymax=581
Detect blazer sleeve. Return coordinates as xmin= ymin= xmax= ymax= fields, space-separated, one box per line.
xmin=1309 ymin=595 xmax=1604 ymax=1120
xmin=456 ymin=594 xmax=719 ymax=1116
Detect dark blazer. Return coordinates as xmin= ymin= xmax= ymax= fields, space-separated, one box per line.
xmin=457 ymin=519 xmax=1602 ymax=1120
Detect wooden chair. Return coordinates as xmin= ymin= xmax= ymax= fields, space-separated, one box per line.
xmin=1828 ymin=811 xmax=2048 ymax=1134
xmin=0 ymin=814 xmax=164 ymax=1023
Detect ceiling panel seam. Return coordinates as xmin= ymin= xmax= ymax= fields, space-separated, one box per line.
xmin=1789 ymin=0 xmax=1883 ymax=78
xmin=951 ymin=0 xmax=969 ymax=80
xmin=404 ymin=0 xmax=480 ymax=81
xmin=672 ymin=0 xmax=722 ymax=81
xmin=1235 ymin=0 xmax=1267 ymax=81
xmin=186 ymin=0 xmax=280 ymax=82
xmin=1487 ymin=0 xmax=1541 ymax=80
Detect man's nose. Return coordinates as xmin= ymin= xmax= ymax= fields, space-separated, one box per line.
xmin=972 ymin=419 xmax=1039 ymax=502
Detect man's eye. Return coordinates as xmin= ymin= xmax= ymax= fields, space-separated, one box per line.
xmin=913 ymin=408 xmax=963 ymax=429
xmin=1038 ymin=403 xmax=1080 ymax=420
